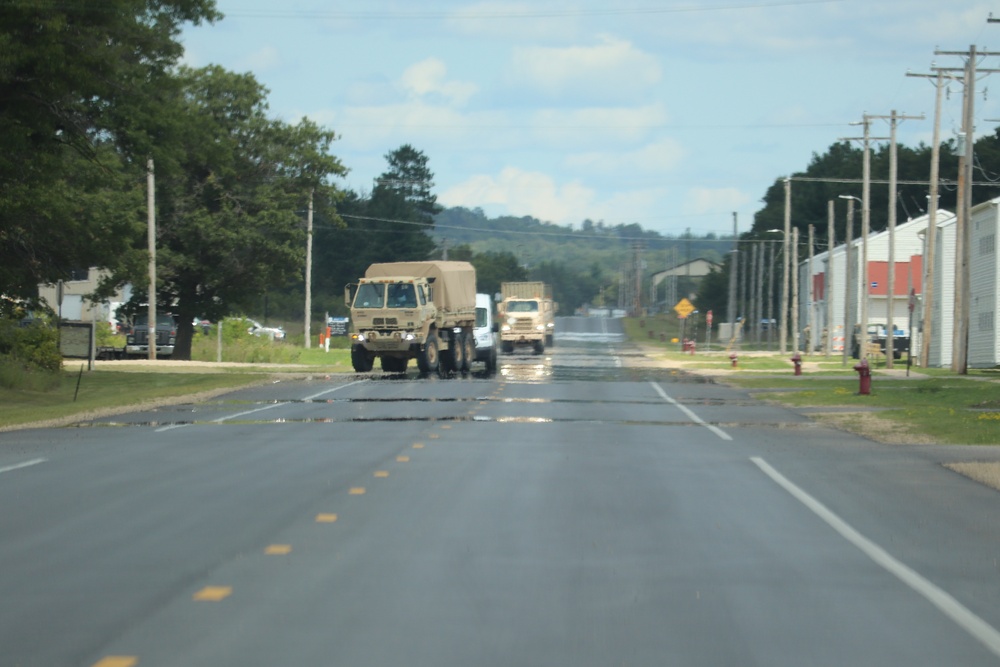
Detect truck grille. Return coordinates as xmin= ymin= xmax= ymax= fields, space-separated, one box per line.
xmin=511 ymin=319 xmax=536 ymax=332
xmin=372 ymin=317 xmax=398 ymax=327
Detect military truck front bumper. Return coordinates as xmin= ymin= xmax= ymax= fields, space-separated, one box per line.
xmin=353 ymin=331 xmax=419 ymax=353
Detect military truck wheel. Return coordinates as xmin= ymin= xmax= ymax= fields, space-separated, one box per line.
xmin=417 ymin=333 xmax=440 ymax=373
xmin=461 ymin=332 xmax=474 ymax=372
xmin=545 ymin=333 xmax=554 ymax=347
xmin=501 ymin=341 xmax=514 ymax=354
xmin=533 ymin=340 xmax=545 ymax=355
xmin=351 ymin=345 xmax=374 ymax=372
xmin=444 ymin=332 xmax=465 ymax=375
xmin=381 ymin=356 xmax=408 ymax=373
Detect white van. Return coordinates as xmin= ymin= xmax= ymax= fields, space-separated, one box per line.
xmin=473 ymin=293 xmax=498 ymax=372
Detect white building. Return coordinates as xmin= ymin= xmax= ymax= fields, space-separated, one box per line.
xmin=969 ymin=198 xmax=1000 ymax=368
xmin=925 ymin=215 xmax=956 ymax=368
xmin=801 ymin=209 xmax=954 ymax=354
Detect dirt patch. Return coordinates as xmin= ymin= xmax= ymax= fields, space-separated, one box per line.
xmin=944 ymin=462 xmax=1000 ymax=493
xmin=809 ymin=411 xmax=939 ymax=445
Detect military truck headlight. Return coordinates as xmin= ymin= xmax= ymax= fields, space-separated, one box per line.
xmin=353 ymin=333 xmax=366 ymax=343
xmin=547 ymin=322 xmax=554 ymax=328
xmin=404 ymin=332 xmax=416 ymax=341
xmin=501 ymin=324 xmax=511 ymax=332
xmin=536 ymin=325 xmax=545 ymax=331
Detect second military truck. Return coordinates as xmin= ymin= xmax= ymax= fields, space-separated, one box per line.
xmin=497 ymin=281 xmax=555 ymax=354
xmin=346 ymin=261 xmax=477 ymax=375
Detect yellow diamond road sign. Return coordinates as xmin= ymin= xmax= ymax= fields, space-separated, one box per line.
xmin=674 ymin=298 xmax=695 ymax=319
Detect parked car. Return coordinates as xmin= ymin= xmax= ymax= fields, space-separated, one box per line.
xmin=247 ymin=319 xmax=286 ymax=341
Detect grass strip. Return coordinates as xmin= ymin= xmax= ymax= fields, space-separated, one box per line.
xmin=0 ymin=370 xmax=265 ymax=430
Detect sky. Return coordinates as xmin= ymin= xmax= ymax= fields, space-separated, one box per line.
xmin=180 ymin=1 xmax=1000 ymax=238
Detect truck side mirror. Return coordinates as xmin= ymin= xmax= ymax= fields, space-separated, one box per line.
xmin=492 ymin=322 xmax=500 ymax=333
xmin=344 ymin=284 xmax=357 ymax=307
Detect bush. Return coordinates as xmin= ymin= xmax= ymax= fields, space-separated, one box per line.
xmin=189 ymin=317 xmax=303 ymax=364
xmin=0 ymin=319 xmax=62 ymax=372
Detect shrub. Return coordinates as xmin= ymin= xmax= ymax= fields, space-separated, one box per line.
xmin=0 ymin=319 xmax=62 ymax=373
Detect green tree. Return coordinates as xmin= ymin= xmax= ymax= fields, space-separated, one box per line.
xmin=143 ymin=66 xmax=345 ymax=359
xmin=0 ymin=0 xmax=219 ymax=301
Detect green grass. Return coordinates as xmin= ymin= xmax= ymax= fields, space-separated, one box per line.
xmin=0 ymin=370 xmax=266 ymax=429
xmin=729 ymin=377 xmax=1000 ymax=445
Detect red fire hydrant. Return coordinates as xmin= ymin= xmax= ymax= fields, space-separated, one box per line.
xmin=853 ymin=357 xmax=872 ymax=395
xmin=687 ymin=339 xmax=696 ymax=356
xmin=729 ymin=352 xmax=738 ymax=368
xmin=790 ymin=352 xmax=802 ymax=376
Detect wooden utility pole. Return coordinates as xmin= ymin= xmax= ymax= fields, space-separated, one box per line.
xmin=842 ymin=200 xmax=855 ymax=366
xmin=791 ymin=227 xmax=799 ymax=352
xmin=808 ymin=223 xmax=816 ymax=354
xmin=826 ymin=201 xmax=834 ymax=356
xmin=780 ymin=178 xmax=790 ymax=354
xmin=726 ymin=213 xmax=738 ymax=333
xmin=304 ymin=190 xmax=314 ymax=349
xmin=147 ymin=158 xmax=156 ymax=361
xmin=865 ymin=110 xmax=923 ymax=367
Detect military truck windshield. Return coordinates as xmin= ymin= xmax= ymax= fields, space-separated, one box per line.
xmin=386 ymin=283 xmax=416 ymax=308
xmin=507 ymin=300 xmax=538 ymax=312
xmin=354 ymin=283 xmax=385 ymax=308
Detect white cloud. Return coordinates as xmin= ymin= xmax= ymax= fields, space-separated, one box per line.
xmin=400 ymin=58 xmax=478 ymax=105
xmin=510 ymin=35 xmax=661 ymax=100
xmin=565 ymin=138 xmax=686 ymax=175
xmin=439 ymin=167 xmax=596 ymax=225
xmin=530 ymin=103 xmax=670 ymax=146
xmin=685 ymin=187 xmax=753 ymax=216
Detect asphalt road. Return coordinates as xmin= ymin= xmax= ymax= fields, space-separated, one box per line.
xmin=4 ymin=315 xmax=1000 ymax=666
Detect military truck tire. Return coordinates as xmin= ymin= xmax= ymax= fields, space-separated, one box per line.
xmin=533 ymin=340 xmax=545 ymax=355
xmin=501 ymin=341 xmax=514 ymax=354
xmin=417 ymin=333 xmax=440 ymax=373
xmin=545 ymin=333 xmax=554 ymax=347
xmin=461 ymin=332 xmax=474 ymax=372
xmin=351 ymin=345 xmax=374 ymax=372
xmin=444 ymin=332 xmax=465 ymax=375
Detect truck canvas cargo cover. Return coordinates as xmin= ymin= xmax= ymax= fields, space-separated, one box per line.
xmin=363 ymin=261 xmax=477 ymax=312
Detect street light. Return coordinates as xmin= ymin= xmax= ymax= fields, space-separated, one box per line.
xmin=839 ymin=195 xmax=868 ymax=359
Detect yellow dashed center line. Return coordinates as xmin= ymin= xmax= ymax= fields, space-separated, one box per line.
xmin=429 ymin=434 xmax=440 ymax=440
xmin=315 ymin=513 xmax=338 ymax=523
xmin=441 ymin=424 xmax=452 ymax=430
xmin=265 ymin=544 xmax=292 ymax=555
xmin=349 ymin=487 xmax=366 ymax=495
xmin=92 ymin=658 xmax=138 ymax=667
xmin=193 ymin=586 xmax=232 ymax=601
xmin=412 ymin=443 xmax=424 ymax=449
xmin=396 ymin=455 xmax=410 ymax=462
xmin=374 ymin=470 xmax=389 ymax=478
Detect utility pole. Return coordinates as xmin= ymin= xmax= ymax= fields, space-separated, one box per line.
xmin=841 ymin=115 xmax=889 ymax=360
xmin=826 ymin=200 xmax=834 ymax=356
xmin=791 ymin=227 xmax=799 ymax=352
xmin=865 ymin=110 xmax=924 ymax=367
xmin=304 ymin=190 xmax=314 ymax=349
xmin=808 ymin=223 xmax=816 ymax=355
xmin=935 ymin=46 xmax=1000 ymax=372
xmin=842 ymin=199 xmax=855 ymax=366
xmin=726 ymin=212 xmax=738 ymax=334
xmin=755 ymin=241 xmax=765 ymax=345
xmin=906 ymin=68 xmax=950 ymax=367
xmin=147 ymin=158 xmax=156 ymax=361
xmin=780 ymin=178 xmax=790 ymax=354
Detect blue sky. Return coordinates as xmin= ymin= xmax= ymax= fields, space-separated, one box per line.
xmin=181 ymin=1 xmax=999 ymax=237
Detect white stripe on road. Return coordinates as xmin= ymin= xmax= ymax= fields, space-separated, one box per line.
xmin=649 ymin=381 xmax=732 ymax=441
xmin=0 ymin=458 xmax=46 ymax=475
xmin=752 ymin=456 xmax=1000 ymax=660
xmin=156 ymin=379 xmax=367 ymax=432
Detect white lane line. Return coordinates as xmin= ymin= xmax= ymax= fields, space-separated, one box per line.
xmin=752 ymin=456 xmax=1000 ymax=660
xmin=0 ymin=458 xmax=47 ymax=475
xmin=156 ymin=379 xmax=368 ymax=432
xmin=650 ymin=381 xmax=732 ymax=441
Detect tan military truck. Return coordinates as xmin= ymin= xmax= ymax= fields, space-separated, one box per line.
xmin=345 ymin=261 xmax=477 ymax=375
xmin=497 ymin=281 xmax=555 ymax=354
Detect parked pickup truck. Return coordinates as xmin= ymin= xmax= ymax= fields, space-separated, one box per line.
xmin=851 ymin=323 xmax=909 ymax=360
